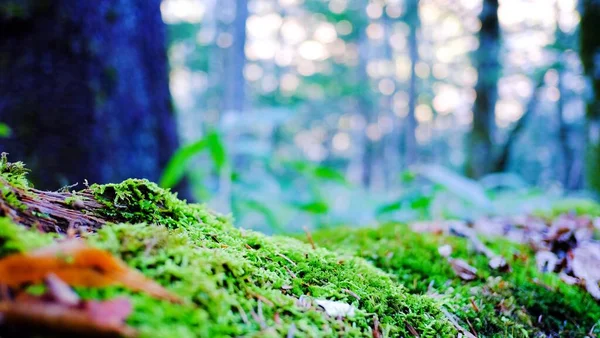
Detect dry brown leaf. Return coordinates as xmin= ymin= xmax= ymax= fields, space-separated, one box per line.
xmin=0 ymin=240 xmax=181 ymax=303
xmin=0 ymin=298 xmax=136 ymax=338
xmin=571 ymin=242 xmax=600 ymax=300
xmin=449 ymin=258 xmax=478 ymax=281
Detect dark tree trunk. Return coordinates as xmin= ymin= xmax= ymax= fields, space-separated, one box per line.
xmin=0 ymin=0 xmax=184 ymax=194
xmin=581 ymin=0 xmax=600 ymax=193
xmin=467 ymin=0 xmax=500 ymax=178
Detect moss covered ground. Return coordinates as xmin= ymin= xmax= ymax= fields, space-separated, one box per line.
xmin=307 ymin=224 xmax=600 ymax=337
xmin=0 ymin=158 xmax=599 ymax=337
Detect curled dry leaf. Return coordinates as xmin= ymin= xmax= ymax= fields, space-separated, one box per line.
xmin=0 ymin=239 xmax=181 ymax=303
xmin=449 ymin=258 xmax=477 ymax=281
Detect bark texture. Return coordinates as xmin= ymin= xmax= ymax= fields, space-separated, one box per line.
xmin=0 ymin=0 xmax=180 ymax=191
xmin=581 ymin=0 xmax=600 ymax=193
xmin=467 ymin=0 xmax=500 ymax=178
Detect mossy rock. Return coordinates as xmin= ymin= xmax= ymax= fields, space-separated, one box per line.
xmin=307 ymin=223 xmax=600 ymax=337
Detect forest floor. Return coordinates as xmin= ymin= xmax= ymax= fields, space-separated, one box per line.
xmin=0 ymin=154 xmax=599 ymax=338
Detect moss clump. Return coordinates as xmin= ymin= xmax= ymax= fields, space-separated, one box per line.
xmin=0 ymin=179 xmax=457 ymax=337
xmin=534 ymin=198 xmax=600 ymax=218
xmin=0 ymin=217 xmax=54 ymax=256
xmin=308 ymin=223 xmax=600 ymax=337
xmin=0 ymin=152 xmax=30 ymax=188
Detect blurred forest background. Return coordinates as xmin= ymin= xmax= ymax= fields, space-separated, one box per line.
xmin=2 ymin=0 xmax=600 ymax=233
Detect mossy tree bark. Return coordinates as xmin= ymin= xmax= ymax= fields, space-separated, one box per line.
xmin=467 ymin=0 xmax=500 ymax=178
xmin=0 ymin=0 xmax=186 ymax=195
xmin=581 ymin=0 xmax=600 ymax=193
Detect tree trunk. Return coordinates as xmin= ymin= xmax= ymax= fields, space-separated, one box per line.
xmin=404 ymin=0 xmax=419 ymax=168
xmin=467 ymin=0 xmax=500 ymax=178
xmin=222 ymin=0 xmax=248 ymax=115
xmin=580 ymin=0 xmax=600 ymax=193
xmin=0 ymin=0 xmax=183 ymax=194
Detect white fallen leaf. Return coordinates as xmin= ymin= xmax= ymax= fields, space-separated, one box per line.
xmin=315 ymin=299 xmax=355 ymax=318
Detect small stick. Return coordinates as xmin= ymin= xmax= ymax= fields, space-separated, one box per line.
xmin=342 ymin=288 xmax=360 ymax=301
xmin=303 ymin=226 xmax=316 ymax=250
xmin=469 ymin=298 xmax=480 ymax=312
xmin=276 ymin=253 xmax=297 ymax=266
xmin=466 ymin=318 xmax=478 ymax=337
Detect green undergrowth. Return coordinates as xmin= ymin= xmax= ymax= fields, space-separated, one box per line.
xmin=0 ymin=178 xmax=457 ymax=337
xmin=307 ymin=223 xmax=600 ymax=337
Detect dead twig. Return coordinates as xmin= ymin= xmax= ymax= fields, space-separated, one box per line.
xmin=342 ymin=288 xmax=361 ymax=301
xmin=276 ymin=253 xmax=297 ymax=266
xmin=303 ymin=227 xmax=316 ymax=250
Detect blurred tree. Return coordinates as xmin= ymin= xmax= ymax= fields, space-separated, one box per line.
xmin=467 ymin=0 xmax=500 ymax=178
xmin=0 ymin=0 xmax=186 ymax=194
xmin=581 ymin=0 xmax=600 ymax=193
xmin=404 ymin=0 xmax=419 ymax=168
xmin=222 ymin=0 xmax=247 ymax=115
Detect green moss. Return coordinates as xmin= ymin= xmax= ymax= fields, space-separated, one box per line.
xmin=537 ymin=198 xmax=600 ymax=218
xmin=0 ymin=152 xmax=30 ymax=188
xmin=2 ymin=179 xmax=457 ymax=337
xmin=0 ymin=217 xmax=54 ymax=256
xmin=308 ymin=223 xmax=600 ymax=337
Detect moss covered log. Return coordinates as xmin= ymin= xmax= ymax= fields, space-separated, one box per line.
xmin=0 ymin=158 xmax=456 ymax=337
xmin=0 ymin=157 xmax=599 ymax=337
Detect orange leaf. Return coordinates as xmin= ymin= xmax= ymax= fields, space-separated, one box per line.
xmin=0 ymin=240 xmax=181 ymax=303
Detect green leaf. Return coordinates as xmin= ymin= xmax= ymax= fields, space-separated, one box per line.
xmin=400 ymin=170 xmax=416 ymax=183
xmin=293 ymin=200 xmax=329 ymax=214
xmin=376 ymin=201 xmax=403 ymax=215
xmin=159 ymin=130 xmax=229 ymax=189
xmin=0 ymin=123 xmax=11 ymax=138
xmin=313 ymin=166 xmax=348 ymax=185
xmin=205 ymin=131 xmax=227 ymax=173
xmin=410 ymin=195 xmax=432 ymax=210
xmin=159 ymin=138 xmax=208 ymax=189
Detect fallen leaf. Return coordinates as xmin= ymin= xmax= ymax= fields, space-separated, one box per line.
xmin=449 ymin=259 xmax=477 ymax=281
xmin=535 ymin=251 xmax=558 ymax=273
xmin=0 ymin=239 xmax=181 ymax=303
xmin=0 ymin=275 xmax=135 ymax=337
xmin=315 ymin=299 xmax=355 ymax=318
xmin=0 ymin=299 xmax=136 ymax=338
xmin=571 ymin=242 xmax=600 ymax=300
xmin=488 ymin=256 xmax=510 ymax=271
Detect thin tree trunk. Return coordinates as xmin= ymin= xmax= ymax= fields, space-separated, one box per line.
xmin=468 ymin=0 xmax=500 ymax=178
xmin=0 ymin=0 xmax=185 ymax=195
xmin=580 ymin=0 xmax=600 ymax=193
xmin=222 ymin=0 xmax=248 ymax=114
xmin=493 ymin=71 xmax=545 ymax=173
xmin=404 ymin=0 xmax=419 ymax=167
